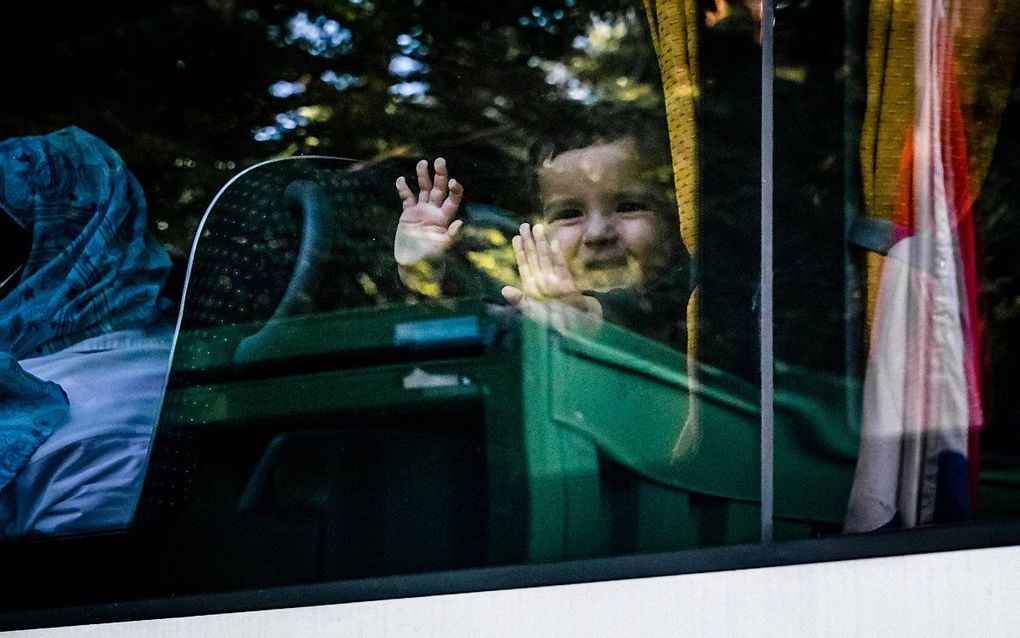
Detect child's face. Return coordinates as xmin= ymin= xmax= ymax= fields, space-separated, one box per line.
xmin=539 ymin=139 xmax=673 ymax=292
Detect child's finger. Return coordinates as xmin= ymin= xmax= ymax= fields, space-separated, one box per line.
xmin=512 ymin=234 xmax=537 ymax=298
xmin=416 ymin=159 xmax=432 ymax=205
xmin=430 ymin=157 xmax=449 ymax=207
xmin=512 ymin=234 xmax=529 ymax=281
xmin=447 ymin=219 xmax=464 ymax=238
xmin=441 ymin=179 xmax=463 ymax=218
xmin=395 ymin=176 xmax=416 ymax=209
xmin=501 ymin=285 xmax=524 ymax=306
xmin=518 ymin=223 xmax=542 ymax=285
xmin=532 ymin=224 xmax=556 ymax=290
xmin=522 ymin=223 xmax=554 ymax=298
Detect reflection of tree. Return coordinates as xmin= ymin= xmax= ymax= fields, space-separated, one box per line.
xmin=697 ymin=0 xmax=851 ymax=379
xmin=3 ymin=0 xmax=667 ymax=265
xmin=977 ymin=57 xmax=1020 ymax=448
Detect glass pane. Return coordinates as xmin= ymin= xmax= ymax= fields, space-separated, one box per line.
xmin=767 ymin=0 xmax=859 ymax=540
xmin=773 ymin=0 xmax=1020 ymax=537
xmin=2 ymin=0 xmax=759 ymax=611
xmin=685 ymin=0 xmax=765 ymax=541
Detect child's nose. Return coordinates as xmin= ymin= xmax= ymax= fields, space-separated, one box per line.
xmin=582 ymin=211 xmax=618 ymax=244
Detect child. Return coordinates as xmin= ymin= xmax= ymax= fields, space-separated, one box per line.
xmin=393 ymin=137 xmax=689 ymax=347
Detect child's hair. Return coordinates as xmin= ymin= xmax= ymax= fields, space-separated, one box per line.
xmin=526 ymin=108 xmax=678 ymax=228
xmin=530 ymin=106 xmax=672 ymax=177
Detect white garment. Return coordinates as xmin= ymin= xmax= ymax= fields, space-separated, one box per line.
xmin=0 ymin=326 xmax=172 ymax=537
xmin=845 ymin=239 xmax=966 ymax=530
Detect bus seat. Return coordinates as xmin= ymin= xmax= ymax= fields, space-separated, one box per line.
xmin=525 ymin=318 xmax=860 ymax=557
xmin=134 ymin=159 xmax=390 ymax=572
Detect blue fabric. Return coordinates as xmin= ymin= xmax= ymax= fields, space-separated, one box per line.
xmin=934 ymin=449 xmax=971 ymax=523
xmin=0 ymin=354 xmax=69 ymax=490
xmin=0 ymin=126 xmax=171 ymax=358
xmin=870 ymin=450 xmax=971 ymax=530
xmin=0 ymin=126 xmax=170 ymax=491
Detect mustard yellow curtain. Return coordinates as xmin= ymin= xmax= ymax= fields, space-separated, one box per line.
xmin=642 ymin=0 xmax=702 ymax=456
xmin=642 ymin=0 xmax=700 ymax=256
xmin=860 ymin=0 xmax=1020 ymax=323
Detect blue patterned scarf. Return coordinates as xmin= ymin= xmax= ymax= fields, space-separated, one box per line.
xmin=0 ymin=126 xmax=171 ymax=489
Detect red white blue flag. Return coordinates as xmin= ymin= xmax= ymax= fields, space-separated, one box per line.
xmin=846 ymin=0 xmax=983 ymax=532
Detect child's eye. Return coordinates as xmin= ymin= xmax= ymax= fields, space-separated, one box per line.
xmin=616 ymin=201 xmax=650 ymax=214
xmin=548 ymin=208 xmax=583 ymax=222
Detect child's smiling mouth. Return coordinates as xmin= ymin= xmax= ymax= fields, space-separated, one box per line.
xmin=582 ymin=253 xmax=629 ymax=270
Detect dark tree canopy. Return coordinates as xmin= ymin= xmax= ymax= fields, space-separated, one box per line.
xmin=4 ymin=0 xmax=667 ymax=259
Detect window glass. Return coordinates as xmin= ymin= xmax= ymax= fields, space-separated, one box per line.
xmin=1 ymin=0 xmax=765 ymax=608
xmin=769 ymin=0 xmax=858 ymax=539
xmin=772 ymin=0 xmax=1020 ymax=537
xmin=10 ymin=0 xmax=1018 ymax=618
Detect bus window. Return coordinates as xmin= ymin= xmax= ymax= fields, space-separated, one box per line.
xmin=2 ymin=0 xmax=1019 ymax=627
xmin=771 ymin=0 xmax=1020 ymax=537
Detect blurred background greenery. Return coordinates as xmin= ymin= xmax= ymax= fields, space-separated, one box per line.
xmin=2 ymin=0 xmax=667 ymax=261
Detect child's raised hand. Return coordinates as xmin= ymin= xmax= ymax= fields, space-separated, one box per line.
xmin=501 ymin=223 xmax=602 ymax=332
xmin=394 ymin=157 xmax=464 ymax=267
